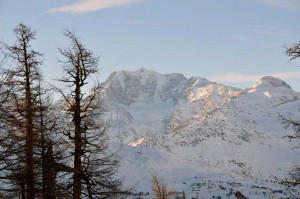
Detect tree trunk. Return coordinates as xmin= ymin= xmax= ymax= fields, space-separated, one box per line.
xmin=43 ymin=143 xmax=56 ymax=199
xmin=24 ymin=43 xmax=35 ymax=199
xmin=73 ymin=78 xmax=82 ymax=199
xmin=43 ymin=142 xmax=74 ymax=199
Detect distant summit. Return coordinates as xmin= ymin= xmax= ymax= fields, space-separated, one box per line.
xmin=250 ymin=76 xmax=292 ymax=92
xmin=100 ymin=68 xmax=188 ymax=105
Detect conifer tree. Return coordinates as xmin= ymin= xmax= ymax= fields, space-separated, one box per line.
xmin=55 ymin=30 xmax=122 ymax=199
xmin=151 ymin=174 xmax=175 ymax=199
xmin=279 ymin=41 xmax=300 ymax=186
xmin=0 ymin=23 xmax=43 ymax=198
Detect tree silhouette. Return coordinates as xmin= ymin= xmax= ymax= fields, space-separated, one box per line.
xmin=279 ymin=41 xmax=300 ymax=186
xmin=0 ymin=23 xmax=43 ymax=198
xmin=55 ymin=30 xmax=123 ymax=199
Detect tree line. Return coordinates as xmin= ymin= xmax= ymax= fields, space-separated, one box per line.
xmin=0 ymin=24 xmax=123 ymax=199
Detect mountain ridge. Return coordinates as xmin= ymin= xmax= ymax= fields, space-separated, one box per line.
xmin=93 ymin=68 xmax=300 ymax=197
xmin=98 ymin=68 xmax=299 ymax=143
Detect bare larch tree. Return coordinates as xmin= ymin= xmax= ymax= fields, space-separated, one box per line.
xmin=279 ymin=41 xmax=300 ymax=186
xmin=55 ymin=30 xmax=122 ymax=199
xmin=0 ymin=23 xmax=43 ymax=198
xmin=151 ymin=174 xmax=175 ymax=199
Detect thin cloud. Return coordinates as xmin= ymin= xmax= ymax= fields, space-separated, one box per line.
xmin=225 ymin=25 xmax=287 ymax=42
xmin=226 ymin=35 xmax=248 ymax=41
xmin=46 ymin=0 xmax=143 ymax=14
xmin=255 ymin=0 xmax=300 ymax=10
xmin=114 ymin=19 xmax=145 ymax=24
xmin=252 ymin=25 xmax=287 ymax=36
xmin=211 ymin=71 xmax=300 ymax=83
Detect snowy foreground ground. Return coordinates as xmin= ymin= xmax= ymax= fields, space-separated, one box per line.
xmin=117 ymin=145 xmax=299 ymax=199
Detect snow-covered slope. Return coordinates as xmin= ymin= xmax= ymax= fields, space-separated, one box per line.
xmin=96 ymin=68 xmax=300 ymax=198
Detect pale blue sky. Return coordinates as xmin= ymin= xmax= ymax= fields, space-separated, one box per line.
xmin=1 ymin=0 xmax=300 ymax=90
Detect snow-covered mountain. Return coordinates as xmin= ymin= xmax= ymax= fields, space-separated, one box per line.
xmin=96 ymin=68 xmax=300 ymax=198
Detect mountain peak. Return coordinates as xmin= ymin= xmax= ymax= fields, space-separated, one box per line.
xmin=120 ymin=68 xmax=160 ymax=76
xmin=250 ymin=76 xmax=291 ymax=91
xmin=101 ymin=68 xmax=188 ymax=105
xmin=188 ymin=76 xmax=211 ymax=87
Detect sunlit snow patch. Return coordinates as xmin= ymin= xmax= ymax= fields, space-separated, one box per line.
xmin=128 ymin=137 xmax=145 ymax=146
xmin=263 ymin=91 xmax=271 ymax=98
xmin=247 ymin=88 xmax=256 ymax=93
